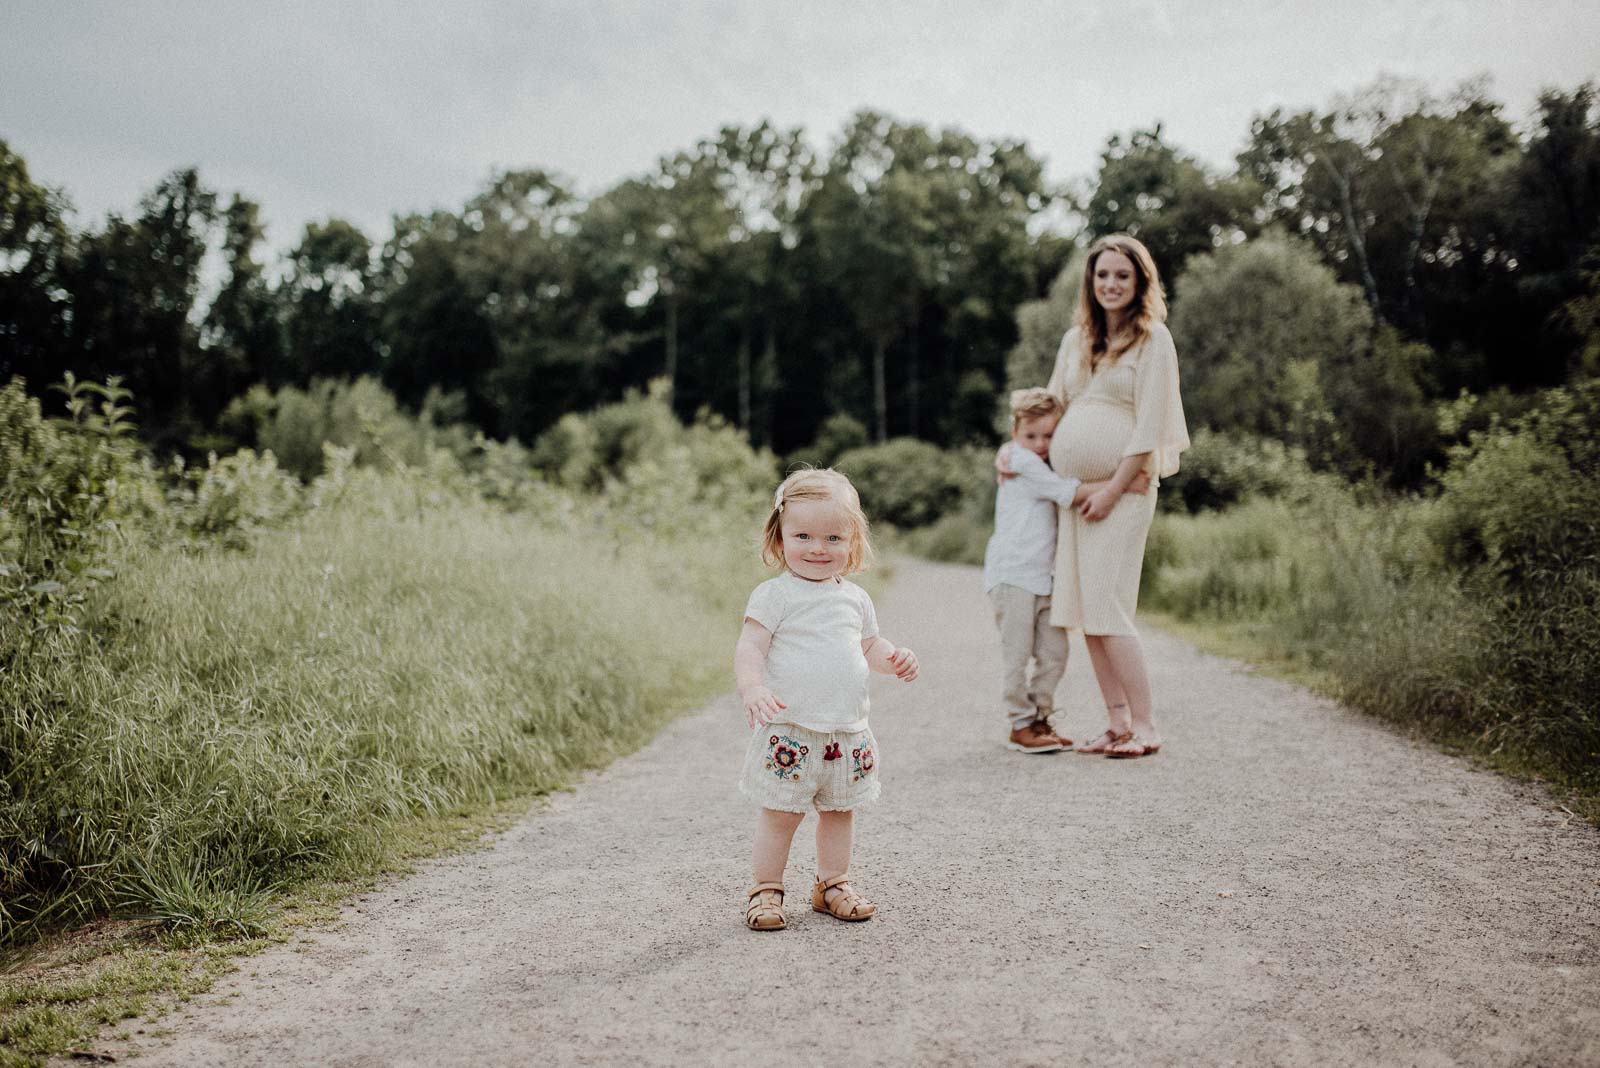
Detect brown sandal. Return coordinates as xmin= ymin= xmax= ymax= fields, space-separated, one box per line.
xmin=745 ymin=882 xmax=787 ymax=931
xmin=812 ymin=874 xmax=876 ymax=921
xmin=1105 ymin=731 xmax=1151 ymax=759
xmin=1077 ymin=729 xmax=1119 ymax=755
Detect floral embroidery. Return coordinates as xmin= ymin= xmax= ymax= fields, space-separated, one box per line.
xmin=765 ymin=733 xmax=809 ymax=782
xmin=851 ymin=744 xmax=875 ymax=782
xmin=823 ymin=741 xmax=843 ymax=761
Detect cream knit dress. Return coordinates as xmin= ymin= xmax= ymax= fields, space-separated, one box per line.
xmin=1046 ymin=323 xmax=1189 ymax=635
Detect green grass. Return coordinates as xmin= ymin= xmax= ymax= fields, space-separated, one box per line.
xmin=1141 ymin=495 xmax=1600 ymax=824
xmin=3 ymin=477 xmax=763 ymax=945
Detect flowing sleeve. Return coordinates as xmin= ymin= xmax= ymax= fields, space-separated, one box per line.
xmin=1045 ymin=328 xmax=1079 ymax=405
xmin=1125 ymin=324 xmax=1190 ymax=478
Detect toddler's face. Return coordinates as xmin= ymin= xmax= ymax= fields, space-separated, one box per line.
xmin=781 ymin=498 xmax=854 ymax=581
xmin=1014 ymin=413 xmax=1060 ymax=459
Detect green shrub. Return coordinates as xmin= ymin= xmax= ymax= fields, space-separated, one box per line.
xmin=834 ymin=437 xmax=971 ymax=528
xmin=1159 ymin=428 xmax=1321 ymax=513
xmin=786 ymin=412 xmax=870 ymax=470
xmin=219 ymin=377 xmax=472 ymax=480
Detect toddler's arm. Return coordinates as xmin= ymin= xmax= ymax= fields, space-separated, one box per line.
xmin=863 ymin=636 xmax=919 ymax=682
xmin=735 ymin=618 xmax=786 ymax=728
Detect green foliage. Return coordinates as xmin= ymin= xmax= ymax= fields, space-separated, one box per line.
xmin=1171 ymin=231 xmax=1372 ymax=445
xmin=1144 ymin=388 xmax=1600 ymax=800
xmin=1087 ymin=125 xmax=1262 ymax=284
xmin=1005 ymin=253 xmax=1085 ymax=398
xmin=0 ymin=376 xmax=155 ymax=652
xmin=834 ymin=437 xmax=971 ymax=529
xmin=219 ymin=377 xmax=472 ymax=480
xmin=0 ymin=376 xmax=769 ymax=951
xmin=1159 ymin=429 xmax=1325 ymax=513
xmin=787 ymin=412 xmax=869 ymax=470
xmin=1428 ymin=381 xmax=1600 ymax=584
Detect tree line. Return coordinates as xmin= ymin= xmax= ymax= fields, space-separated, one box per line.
xmin=2 ymin=77 xmax=1596 ymax=471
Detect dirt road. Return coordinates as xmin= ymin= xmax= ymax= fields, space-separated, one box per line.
xmin=93 ymin=558 xmax=1600 ymax=1067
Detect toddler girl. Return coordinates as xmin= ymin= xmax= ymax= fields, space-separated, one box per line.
xmin=735 ymin=468 xmax=919 ymax=931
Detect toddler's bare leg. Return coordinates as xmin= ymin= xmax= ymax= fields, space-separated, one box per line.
xmin=1084 ymin=634 xmax=1133 ymax=734
xmin=752 ymin=808 xmax=806 ymax=885
xmin=815 ymin=809 xmax=855 ymax=881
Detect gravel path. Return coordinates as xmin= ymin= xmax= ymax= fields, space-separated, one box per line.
xmin=92 ymin=558 xmax=1600 ymax=1067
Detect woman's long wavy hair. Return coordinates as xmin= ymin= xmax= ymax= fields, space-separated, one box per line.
xmin=1074 ymin=234 xmax=1167 ymax=373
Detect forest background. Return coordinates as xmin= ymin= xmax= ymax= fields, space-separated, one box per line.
xmin=2 ymin=73 xmax=1599 ymax=1058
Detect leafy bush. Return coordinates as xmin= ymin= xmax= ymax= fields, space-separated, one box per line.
xmin=0 ymin=376 xmax=158 ymax=653
xmin=786 ymin=412 xmax=870 ymax=470
xmin=1159 ymin=428 xmax=1324 ymax=513
xmin=1170 ymin=231 xmax=1371 ymax=447
xmin=219 ymin=377 xmax=472 ymax=480
xmin=1429 ymin=381 xmax=1600 ymax=584
xmin=834 ymin=437 xmax=973 ymax=529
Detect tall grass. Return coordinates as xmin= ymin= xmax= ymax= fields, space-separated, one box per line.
xmin=1 ymin=377 xmax=773 ymax=948
xmin=1 ymin=471 xmax=763 ymax=944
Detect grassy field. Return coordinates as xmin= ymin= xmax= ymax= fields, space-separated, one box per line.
xmin=0 ymin=473 xmax=768 ymax=1063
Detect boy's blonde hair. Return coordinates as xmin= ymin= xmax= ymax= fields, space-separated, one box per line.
xmin=1009 ymin=387 xmax=1064 ymax=431
xmin=760 ymin=467 xmax=873 ymax=575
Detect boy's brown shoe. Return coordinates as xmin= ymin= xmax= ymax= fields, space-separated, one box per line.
xmin=1006 ymin=720 xmax=1066 ymax=754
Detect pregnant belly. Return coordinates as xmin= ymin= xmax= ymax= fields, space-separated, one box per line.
xmin=1051 ymin=402 xmax=1135 ymax=481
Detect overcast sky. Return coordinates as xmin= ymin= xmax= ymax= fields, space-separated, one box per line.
xmin=3 ymin=1 xmax=1597 ymax=250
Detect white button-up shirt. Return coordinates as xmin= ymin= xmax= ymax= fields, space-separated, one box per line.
xmin=982 ymin=448 xmax=1081 ymax=595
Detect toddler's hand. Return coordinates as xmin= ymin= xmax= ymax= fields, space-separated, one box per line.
xmin=889 ymin=647 xmax=919 ymax=682
xmin=743 ymin=686 xmax=786 ymax=729
xmin=1079 ymin=488 xmax=1117 ymax=521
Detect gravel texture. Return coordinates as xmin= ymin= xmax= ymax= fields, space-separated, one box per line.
xmin=88 ymin=558 xmax=1600 ymax=1067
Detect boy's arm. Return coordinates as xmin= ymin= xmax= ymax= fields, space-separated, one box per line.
xmin=863 ymin=636 xmax=919 ymax=681
xmin=736 ymin=618 xmax=786 ymax=727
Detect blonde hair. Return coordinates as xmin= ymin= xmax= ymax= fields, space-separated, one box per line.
xmin=1075 ymin=234 xmax=1168 ymax=373
xmin=760 ymin=467 xmax=873 ymax=575
xmin=1009 ymin=387 xmax=1063 ymax=431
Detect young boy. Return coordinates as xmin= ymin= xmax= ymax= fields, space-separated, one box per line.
xmin=982 ymin=389 xmax=1146 ymax=752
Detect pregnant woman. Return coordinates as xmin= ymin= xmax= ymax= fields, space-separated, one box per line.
xmin=1036 ymin=233 xmax=1189 ymax=757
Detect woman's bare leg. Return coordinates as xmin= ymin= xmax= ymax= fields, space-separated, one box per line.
xmin=1101 ymin=633 xmax=1158 ymax=742
xmin=1084 ymin=634 xmax=1133 ymax=735
xmin=752 ymin=808 xmax=806 ymax=885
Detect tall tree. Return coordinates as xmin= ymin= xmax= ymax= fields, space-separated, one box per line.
xmin=282 ymin=218 xmax=380 ymax=385
xmin=64 ymin=168 xmax=218 ymax=444
xmin=0 ymin=140 xmax=71 ymax=386
xmin=197 ymin=194 xmax=283 ymax=423
xmin=1240 ymin=77 xmax=1516 ymax=338
xmin=1086 ymin=125 xmax=1261 ymax=286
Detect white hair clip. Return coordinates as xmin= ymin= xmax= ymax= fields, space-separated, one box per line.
xmin=772 ymin=487 xmax=786 ymax=513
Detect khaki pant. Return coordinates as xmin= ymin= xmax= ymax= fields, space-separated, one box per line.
xmin=988 ymin=584 xmax=1070 ymax=729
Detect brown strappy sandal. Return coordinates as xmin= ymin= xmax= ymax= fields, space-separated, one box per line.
xmin=811 ymin=874 xmax=876 ymax=921
xmin=1077 ymin=729 xmax=1119 ymax=755
xmin=1105 ymin=730 xmax=1151 ymax=759
xmin=745 ymin=882 xmax=787 ymax=931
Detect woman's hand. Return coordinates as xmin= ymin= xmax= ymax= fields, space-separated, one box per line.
xmin=1079 ymin=487 xmax=1119 ymax=521
xmin=1126 ymin=470 xmax=1151 ymax=495
xmin=742 ymin=686 xmax=786 ymax=729
xmin=994 ymin=442 xmax=1017 ymax=482
xmin=888 ymin=647 xmax=919 ymax=682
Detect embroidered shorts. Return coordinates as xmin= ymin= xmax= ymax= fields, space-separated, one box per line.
xmin=737 ymin=723 xmax=881 ymax=813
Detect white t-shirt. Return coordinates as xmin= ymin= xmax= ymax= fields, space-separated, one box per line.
xmin=744 ymin=571 xmax=880 ymax=732
xmin=982 ymin=447 xmax=1081 ymax=596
